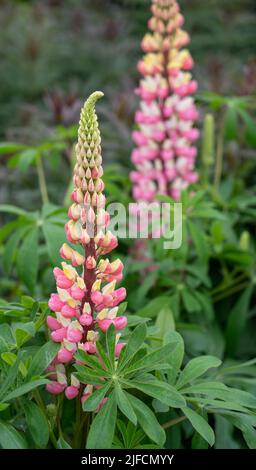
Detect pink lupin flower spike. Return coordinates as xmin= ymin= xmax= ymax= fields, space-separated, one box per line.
xmin=46 ymin=92 xmax=127 ymax=403
xmin=131 ymin=0 xmax=199 ymax=202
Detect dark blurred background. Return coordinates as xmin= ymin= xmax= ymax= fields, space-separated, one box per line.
xmin=0 ymin=0 xmax=256 ymax=206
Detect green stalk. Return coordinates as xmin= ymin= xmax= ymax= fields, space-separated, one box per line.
xmin=214 ymin=115 xmax=225 ymax=192
xmin=162 ymin=415 xmax=187 ymax=429
xmin=63 ymin=143 xmax=76 ymax=207
xmin=36 ymin=155 xmax=49 ymax=204
xmin=57 ymin=395 xmax=64 ymax=437
xmin=213 ymin=282 xmax=249 ymax=303
xmin=210 ymin=272 xmax=248 ymax=295
xmin=72 ymin=392 xmax=86 ymax=449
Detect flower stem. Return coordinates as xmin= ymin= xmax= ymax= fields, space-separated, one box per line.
xmin=72 ymin=391 xmax=86 ymax=449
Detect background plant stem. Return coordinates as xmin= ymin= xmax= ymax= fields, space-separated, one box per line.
xmin=162 ymin=415 xmax=187 ymax=429
xmin=214 ymin=115 xmax=225 ymax=191
xmin=36 ymin=156 xmax=49 ymax=204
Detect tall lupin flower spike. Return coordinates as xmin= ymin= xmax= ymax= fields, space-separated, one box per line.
xmin=46 ymin=92 xmax=127 ymax=402
xmin=131 ymin=0 xmax=199 ymax=202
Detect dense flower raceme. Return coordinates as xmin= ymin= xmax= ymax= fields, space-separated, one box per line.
xmin=131 ymin=0 xmax=199 ymax=202
xmin=46 ymin=92 xmax=127 ymax=404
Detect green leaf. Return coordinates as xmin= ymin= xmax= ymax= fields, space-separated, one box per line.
xmin=131 ymin=272 xmax=158 ymax=308
xmin=114 ymin=384 xmax=137 ymax=425
xmin=4 ymin=379 xmax=48 ymax=402
xmin=135 ymin=296 xmax=170 ymax=318
xmin=127 ymin=394 xmax=165 ymax=446
xmin=189 ymin=221 xmax=209 ymax=263
xmin=0 ymin=324 xmax=15 ymax=346
xmin=164 ymin=331 xmax=184 ymax=385
xmin=226 ymin=286 xmax=253 ymax=356
xmin=15 ymin=149 xmax=39 ymax=172
xmin=215 ymin=415 xmax=239 ymax=449
xmin=42 ymin=222 xmax=66 ymax=266
xmin=0 ymin=142 xmax=28 ymax=154
xmin=153 ymin=307 xmax=175 ymax=345
xmin=197 ymin=91 xmax=226 ymax=110
xmin=0 ymin=338 xmax=9 ymax=363
xmin=129 ymin=375 xmax=186 ymax=408
xmin=238 ymin=108 xmax=256 ymax=147
xmin=74 ymin=364 xmax=106 ymax=385
xmin=183 ymin=382 xmax=256 ymax=409
xmin=17 ymin=228 xmax=39 ymax=293
xmin=168 ymin=292 xmax=180 ymax=319
xmin=117 ymin=302 xmax=127 ymax=316
xmin=0 ymin=219 xmax=23 ymax=243
xmin=75 ymin=349 xmax=107 ymax=375
xmin=176 ymin=356 xmax=221 ymax=389
xmin=42 ymin=202 xmax=65 ymax=219
xmin=193 ymin=398 xmax=250 ymax=413
xmin=224 ymin=106 xmax=239 ymax=141
xmin=181 ymin=289 xmax=201 ymax=313
xmin=185 ymin=265 xmax=211 ymax=288
xmin=82 ymin=382 xmax=111 ymax=412
xmin=1 ymin=352 xmax=27 ymax=376
xmin=21 ymin=295 xmax=36 ymax=309
xmin=0 ymin=355 xmax=21 ymax=401
xmin=96 ymin=341 xmax=112 ymax=370
xmin=28 ymin=341 xmax=59 ymax=379
xmin=57 ymin=437 xmax=72 ymax=449
xmin=0 ymin=422 xmax=28 ymax=449
xmin=0 ymin=204 xmax=28 ymax=216
xmin=86 ymin=391 xmax=117 ymax=449
xmin=106 ymin=324 xmax=116 ymax=370
xmin=182 ymin=407 xmax=215 ymax=447
xmin=223 ymin=414 xmax=256 ymax=449
xmin=118 ymin=323 xmax=147 ymax=371
xmin=125 ymin=341 xmax=177 ymax=375
xmin=3 ymin=229 xmax=25 ymax=275
xmin=193 ymin=291 xmax=214 ymax=321
xmin=220 ymin=358 xmax=256 ymax=375
xmin=24 ymin=401 xmax=49 ymax=448
xmin=182 ymin=381 xmax=228 ymax=395
xmin=14 ymin=322 xmax=36 ymax=348
xmin=1 ymin=352 xmax=17 ymax=366
xmin=0 ymin=404 xmax=9 ymax=412
xmin=222 ymin=248 xmax=252 ymax=266
xmin=192 ymin=208 xmax=226 ymax=220
xmin=211 ymin=220 xmax=224 ymax=245
xmin=126 ymin=315 xmax=150 ymax=327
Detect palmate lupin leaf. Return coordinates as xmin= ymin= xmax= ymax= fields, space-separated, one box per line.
xmin=74 ymin=323 xmax=256 ymax=449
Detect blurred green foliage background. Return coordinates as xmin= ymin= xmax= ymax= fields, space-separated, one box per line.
xmin=1 ymin=0 xmax=256 ymax=134
xmin=0 ymin=1 xmax=256 ymax=449
xmin=0 ymin=0 xmax=256 ymax=208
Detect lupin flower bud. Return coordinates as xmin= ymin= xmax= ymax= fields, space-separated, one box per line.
xmin=46 ymin=92 xmax=127 ymax=406
xmin=131 ymin=0 xmax=199 ymax=202
xmin=60 ymin=243 xmax=85 ymax=266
